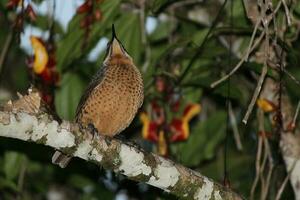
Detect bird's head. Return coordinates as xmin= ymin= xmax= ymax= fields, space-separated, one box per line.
xmin=104 ymin=24 xmax=132 ymax=65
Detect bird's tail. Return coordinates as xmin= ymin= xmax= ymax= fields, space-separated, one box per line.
xmin=52 ymin=151 xmax=72 ymax=168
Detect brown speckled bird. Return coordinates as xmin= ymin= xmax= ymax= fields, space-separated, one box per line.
xmin=52 ymin=25 xmax=144 ymax=168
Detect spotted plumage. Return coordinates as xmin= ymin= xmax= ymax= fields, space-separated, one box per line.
xmin=76 ymin=58 xmax=143 ymax=136
xmin=52 ymin=25 xmax=144 ymax=168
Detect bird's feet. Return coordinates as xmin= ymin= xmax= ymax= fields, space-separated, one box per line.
xmin=87 ymin=123 xmax=100 ymax=141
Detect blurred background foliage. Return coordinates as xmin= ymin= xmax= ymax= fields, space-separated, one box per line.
xmin=0 ymin=0 xmax=300 ymax=199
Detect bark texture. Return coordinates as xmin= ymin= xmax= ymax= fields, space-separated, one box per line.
xmin=0 ymin=89 xmax=243 ymax=200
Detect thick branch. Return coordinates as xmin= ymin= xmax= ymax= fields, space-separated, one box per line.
xmin=0 ymin=90 xmax=242 ymax=200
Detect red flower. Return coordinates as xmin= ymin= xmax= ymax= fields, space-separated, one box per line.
xmin=170 ymin=104 xmax=201 ymax=142
xmin=140 ymin=112 xmax=159 ymax=142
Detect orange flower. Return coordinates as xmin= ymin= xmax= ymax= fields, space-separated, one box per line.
xmin=257 ymin=98 xmax=277 ymax=112
xmin=30 ymin=36 xmax=49 ymax=74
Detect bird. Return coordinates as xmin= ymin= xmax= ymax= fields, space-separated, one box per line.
xmin=52 ymin=25 xmax=144 ymax=168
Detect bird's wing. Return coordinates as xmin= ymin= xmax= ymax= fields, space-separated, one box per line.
xmin=75 ymin=65 xmax=107 ymax=121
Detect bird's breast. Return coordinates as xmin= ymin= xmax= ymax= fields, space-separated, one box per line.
xmin=78 ymin=63 xmax=143 ymax=137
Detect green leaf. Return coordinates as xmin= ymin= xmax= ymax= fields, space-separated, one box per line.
xmin=245 ymin=62 xmax=275 ymax=78
xmin=68 ymin=174 xmax=114 ymax=199
xmin=56 ymin=0 xmax=121 ymax=71
xmin=149 ymin=20 xmax=175 ymax=41
xmin=172 ymin=111 xmax=226 ymax=166
xmin=200 ymin=148 xmax=253 ymax=195
xmin=0 ymin=177 xmax=19 ymax=192
xmin=231 ymin=0 xmax=248 ymax=27
xmin=150 ymin=0 xmax=170 ymax=13
xmin=294 ymin=1 xmax=300 ymax=15
xmin=191 ymin=29 xmax=210 ymax=47
xmin=3 ymin=151 xmax=26 ymax=180
xmin=55 ymin=72 xmax=87 ymax=120
xmin=182 ymin=87 xmax=202 ymax=102
xmin=114 ymin=12 xmax=142 ymax=64
xmin=32 ymin=15 xmax=64 ymax=34
xmin=183 ymin=76 xmax=244 ymax=101
xmin=213 ymin=82 xmax=243 ymax=100
xmin=68 ymin=174 xmax=95 ymax=190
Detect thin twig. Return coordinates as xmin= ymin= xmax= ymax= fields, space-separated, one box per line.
xmin=0 ymin=32 xmax=13 ymax=74
xmin=292 ymin=100 xmax=300 ymax=126
xmin=210 ymin=0 xmax=283 ymax=89
xmin=261 ymin=158 xmax=273 ymax=200
xmin=258 ymin=106 xmax=267 ymax=200
xmin=250 ymin=135 xmax=263 ymax=200
xmin=275 ymin=159 xmax=297 ymax=200
xmin=250 ymin=109 xmax=265 ymax=200
xmin=259 ymin=143 xmax=268 ymax=200
xmin=245 ymin=18 xmax=261 ymax=61
xmin=228 ymin=102 xmax=243 ymax=151
xmin=170 ymin=0 xmax=203 ymax=9
xmin=283 ymin=68 xmax=300 ymax=87
xmin=177 ymin=0 xmax=228 ymax=84
xmin=210 ymin=30 xmax=266 ymax=88
xmin=281 ymin=0 xmax=291 ymax=26
xmin=17 ymin=157 xmax=27 ymax=200
xmin=249 ymin=94 xmax=275 ymax=200
xmin=242 ymin=64 xmax=268 ymax=124
xmin=261 ymin=137 xmax=274 ymax=200
xmin=243 ymin=1 xmax=270 ymax=125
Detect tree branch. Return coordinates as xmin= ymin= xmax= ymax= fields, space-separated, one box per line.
xmin=0 ymin=89 xmax=243 ymax=200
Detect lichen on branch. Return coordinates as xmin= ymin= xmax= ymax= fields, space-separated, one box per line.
xmin=0 ymin=89 xmax=242 ymax=200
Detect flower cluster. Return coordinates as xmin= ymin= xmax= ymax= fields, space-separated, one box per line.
xmin=140 ymin=76 xmax=201 ymax=156
xmin=28 ymin=36 xmax=59 ymax=106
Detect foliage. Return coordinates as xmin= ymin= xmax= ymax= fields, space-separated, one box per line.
xmin=0 ymin=0 xmax=300 ymax=199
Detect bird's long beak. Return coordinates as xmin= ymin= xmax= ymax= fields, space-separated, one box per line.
xmin=109 ymin=24 xmax=125 ymax=56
